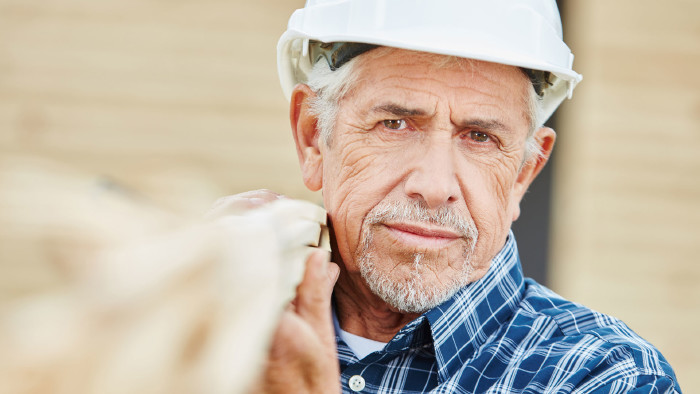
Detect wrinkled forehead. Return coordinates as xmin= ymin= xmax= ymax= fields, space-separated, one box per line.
xmin=345 ymin=47 xmax=533 ymax=124
xmin=357 ymin=47 xmax=530 ymax=86
xmin=311 ymin=42 xmax=543 ymax=96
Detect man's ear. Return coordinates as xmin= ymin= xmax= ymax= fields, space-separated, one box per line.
xmin=511 ymin=127 xmax=556 ymax=221
xmin=290 ymin=84 xmax=323 ymax=191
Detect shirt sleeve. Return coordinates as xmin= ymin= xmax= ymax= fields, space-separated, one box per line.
xmin=579 ymin=374 xmax=680 ymax=394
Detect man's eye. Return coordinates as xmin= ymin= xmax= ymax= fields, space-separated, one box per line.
xmin=469 ymin=131 xmax=490 ymax=142
xmin=382 ymin=119 xmax=407 ymax=130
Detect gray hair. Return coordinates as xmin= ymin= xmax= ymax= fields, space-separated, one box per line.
xmin=306 ymin=52 xmax=544 ymax=163
xmin=306 ymin=57 xmax=360 ymax=146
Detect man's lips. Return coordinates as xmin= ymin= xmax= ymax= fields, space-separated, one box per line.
xmin=382 ymin=222 xmax=462 ymax=248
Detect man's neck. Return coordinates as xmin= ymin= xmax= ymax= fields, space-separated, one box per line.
xmin=333 ymin=273 xmax=421 ymax=343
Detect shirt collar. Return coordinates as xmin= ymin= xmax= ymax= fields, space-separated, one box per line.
xmin=424 ymin=231 xmax=526 ymax=381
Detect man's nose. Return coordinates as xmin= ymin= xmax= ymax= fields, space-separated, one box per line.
xmin=403 ymin=138 xmax=461 ymax=209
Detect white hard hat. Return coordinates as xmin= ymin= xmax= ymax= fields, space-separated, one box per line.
xmin=277 ymin=0 xmax=582 ymax=122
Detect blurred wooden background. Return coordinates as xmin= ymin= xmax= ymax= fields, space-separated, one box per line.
xmin=0 ymin=0 xmax=316 ymax=214
xmin=1 ymin=0 xmax=698 ymax=391
xmin=553 ymin=0 xmax=700 ymax=390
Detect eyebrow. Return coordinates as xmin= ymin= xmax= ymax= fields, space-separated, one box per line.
xmin=371 ymin=104 xmax=428 ymax=118
xmin=458 ymin=119 xmax=511 ymax=133
xmin=370 ymin=103 xmax=514 ymax=134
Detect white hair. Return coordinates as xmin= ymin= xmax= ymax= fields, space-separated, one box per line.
xmin=524 ymin=86 xmax=545 ymax=163
xmin=306 ymin=51 xmax=544 ymax=163
xmin=306 ymin=58 xmax=360 ymax=146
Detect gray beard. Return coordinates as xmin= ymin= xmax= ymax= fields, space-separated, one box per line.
xmin=357 ymin=200 xmax=478 ymax=314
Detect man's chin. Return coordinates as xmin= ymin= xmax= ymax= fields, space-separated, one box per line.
xmin=359 ymin=256 xmax=469 ymax=314
xmin=371 ymin=278 xmax=462 ymax=314
xmin=369 ymin=245 xmax=469 ymax=273
xmin=356 ymin=224 xmax=477 ymax=313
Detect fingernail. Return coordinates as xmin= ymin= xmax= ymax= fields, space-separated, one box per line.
xmin=311 ymin=249 xmax=329 ymax=274
xmin=327 ymin=262 xmax=340 ymax=284
xmin=316 ymin=249 xmax=331 ymax=263
xmin=248 ymin=197 xmax=265 ymax=205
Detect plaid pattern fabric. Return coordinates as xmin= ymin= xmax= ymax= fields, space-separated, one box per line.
xmin=335 ymin=232 xmax=680 ymax=393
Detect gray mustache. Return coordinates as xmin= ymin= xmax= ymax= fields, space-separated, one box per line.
xmin=365 ymin=200 xmax=479 ymax=240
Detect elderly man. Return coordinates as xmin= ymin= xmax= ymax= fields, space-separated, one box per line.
xmin=242 ymin=0 xmax=681 ymax=392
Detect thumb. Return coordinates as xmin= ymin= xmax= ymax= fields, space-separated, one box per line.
xmin=295 ymin=250 xmax=338 ymax=329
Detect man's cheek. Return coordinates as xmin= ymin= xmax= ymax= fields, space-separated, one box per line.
xmin=333 ymin=149 xmax=394 ymax=201
xmin=467 ymin=164 xmax=515 ymax=213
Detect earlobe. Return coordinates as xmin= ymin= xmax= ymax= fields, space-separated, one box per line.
xmin=510 ymin=127 xmax=556 ymax=222
xmin=290 ymin=84 xmax=324 ymax=191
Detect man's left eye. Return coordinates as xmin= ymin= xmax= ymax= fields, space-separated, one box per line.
xmin=382 ymin=119 xmax=407 ymax=130
xmin=469 ymin=131 xmax=490 ymax=142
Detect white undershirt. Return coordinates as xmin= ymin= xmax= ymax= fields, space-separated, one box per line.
xmin=333 ymin=309 xmax=388 ymax=359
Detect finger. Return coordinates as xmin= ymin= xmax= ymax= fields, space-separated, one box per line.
xmin=287 ymin=250 xmax=331 ymax=312
xmin=295 ymin=250 xmax=336 ymax=330
xmin=327 ymin=262 xmax=340 ymax=287
xmin=235 ymin=189 xmax=286 ymax=202
xmin=205 ymin=189 xmax=285 ymax=219
xmin=287 ymin=260 xmax=338 ymax=312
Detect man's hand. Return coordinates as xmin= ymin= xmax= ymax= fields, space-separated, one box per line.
xmin=255 ymin=250 xmax=341 ymax=393
xmin=206 ymin=189 xmax=286 ymax=219
xmin=208 ymin=190 xmax=341 ymax=393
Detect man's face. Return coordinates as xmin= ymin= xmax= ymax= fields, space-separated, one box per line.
xmin=315 ymin=48 xmax=535 ymax=312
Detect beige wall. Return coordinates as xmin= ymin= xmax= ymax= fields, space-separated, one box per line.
xmin=0 ymin=0 xmax=314 ymax=215
xmin=1 ymin=0 xmax=697 ymax=391
xmin=552 ymin=0 xmax=700 ymax=391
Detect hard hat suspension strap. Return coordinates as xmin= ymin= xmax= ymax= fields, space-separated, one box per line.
xmin=308 ymin=41 xmax=378 ymax=71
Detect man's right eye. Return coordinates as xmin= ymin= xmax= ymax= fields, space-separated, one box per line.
xmin=382 ymin=119 xmax=407 ymax=130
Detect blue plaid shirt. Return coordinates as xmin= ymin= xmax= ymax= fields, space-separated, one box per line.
xmin=335 ymin=233 xmax=680 ymax=393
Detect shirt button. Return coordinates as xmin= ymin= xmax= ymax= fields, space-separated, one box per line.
xmin=348 ymin=375 xmax=366 ymax=392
